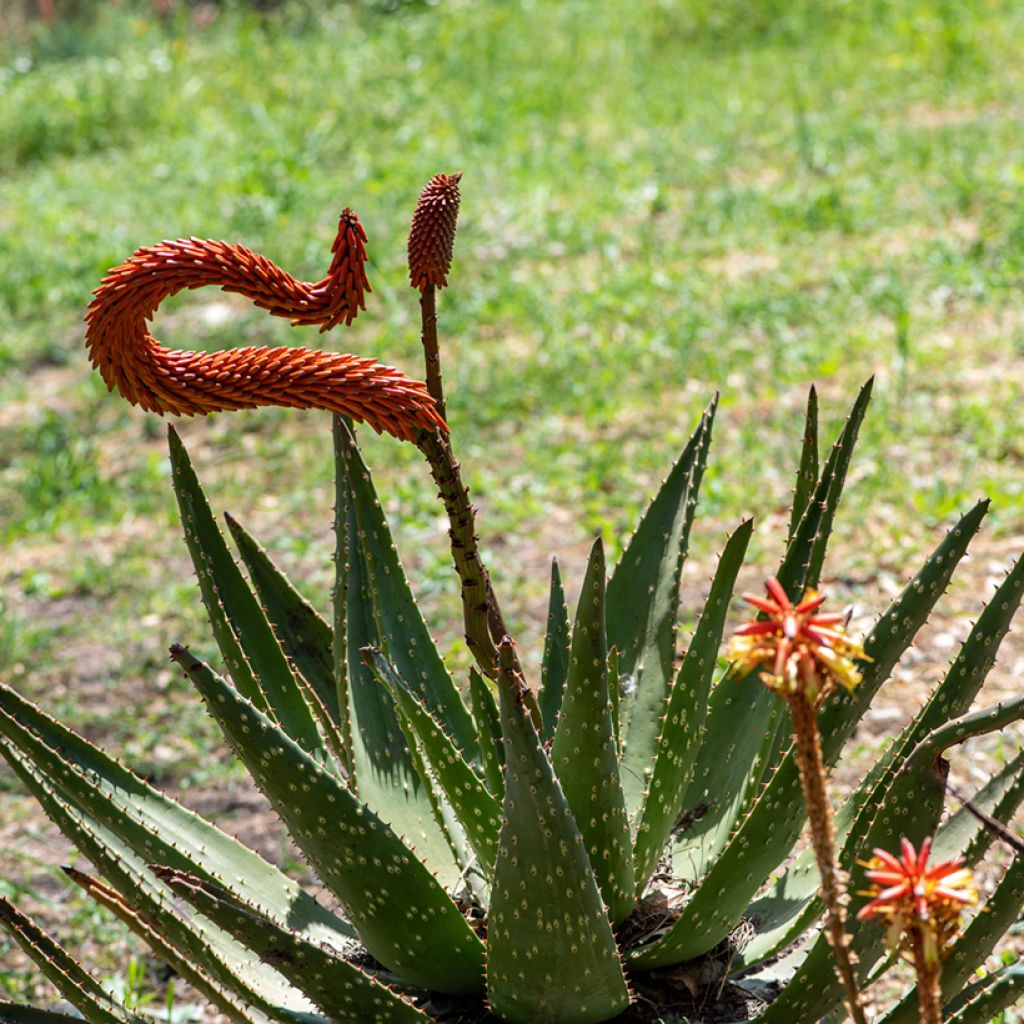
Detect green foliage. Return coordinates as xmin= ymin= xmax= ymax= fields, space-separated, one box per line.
xmin=2 ymin=381 xmax=1022 ymax=1022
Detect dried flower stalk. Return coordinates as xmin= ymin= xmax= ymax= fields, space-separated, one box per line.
xmin=85 ymin=210 xmax=445 ymax=442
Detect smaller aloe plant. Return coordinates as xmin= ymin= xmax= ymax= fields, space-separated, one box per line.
xmin=1 ymin=172 xmax=1023 ymax=1024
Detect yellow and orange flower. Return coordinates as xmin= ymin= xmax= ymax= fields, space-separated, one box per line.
xmin=726 ymin=577 xmax=867 ymax=701
xmin=857 ymin=837 xmax=977 ymax=965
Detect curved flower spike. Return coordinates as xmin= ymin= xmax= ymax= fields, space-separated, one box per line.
xmin=85 ymin=210 xmax=446 ymax=442
xmin=726 ymin=576 xmax=868 ymax=702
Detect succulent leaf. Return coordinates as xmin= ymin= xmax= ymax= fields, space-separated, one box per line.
xmin=334 ymin=419 xmax=478 ymax=756
xmin=539 ymin=558 xmax=571 ymax=740
xmin=468 ymin=666 xmax=504 ymax=797
xmin=342 ymin=488 xmax=462 ymax=882
xmin=225 ymin=511 xmax=339 ymax=725
xmin=0 ymin=742 xmax=310 ymax=1022
xmin=0 ymin=898 xmax=143 ymax=1024
xmin=0 ymin=1005 xmax=105 ymax=1024
xmin=366 ymin=648 xmax=503 ymax=877
xmin=550 ymin=538 xmax=636 ymax=923
xmin=673 ymin=384 xmax=874 ymax=884
xmin=0 ymin=680 xmax=354 ymax=952
xmin=169 ymin=427 xmax=325 ymax=759
xmin=787 ymin=384 xmax=819 ymax=543
xmin=487 ymin=640 xmax=631 ymax=1024
xmin=155 ymin=867 xmax=432 ymax=1024
xmin=171 ymin=644 xmax=486 ymax=994
xmin=780 ymin=377 xmax=872 ymax=596
xmin=943 ymin=961 xmax=1024 ymax=1024
xmin=608 ymin=398 xmax=716 ymax=815
xmin=645 ymin=500 xmax=990 ymax=966
xmin=332 ymin=416 xmax=356 ymax=776
xmin=632 ymin=518 xmax=753 ymax=890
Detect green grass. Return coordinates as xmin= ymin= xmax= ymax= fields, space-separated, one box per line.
xmin=1 ymin=0 xmax=1023 ymax=1004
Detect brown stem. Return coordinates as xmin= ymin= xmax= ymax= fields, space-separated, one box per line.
xmin=910 ymin=929 xmax=942 ymax=1024
xmin=418 ymin=429 xmax=498 ymax=678
xmin=788 ymin=692 xmax=868 ymax=1024
xmin=414 ymin=289 xmax=539 ymax=728
xmin=419 ymin=283 xmax=447 ymax=422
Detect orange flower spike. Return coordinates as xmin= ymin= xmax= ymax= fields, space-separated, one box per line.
xmin=85 ymin=209 xmax=446 ymax=442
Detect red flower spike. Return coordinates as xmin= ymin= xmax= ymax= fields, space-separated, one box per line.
xmin=407 ymin=172 xmax=462 ymax=291
xmin=85 ymin=210 xmax=447 ymax=442
xmin=725 ymin=576 xmax=868 ymax=700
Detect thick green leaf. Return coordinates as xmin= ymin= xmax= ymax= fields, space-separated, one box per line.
xmin=0 ymin=1005 xmax=99 ymax=1024
xmin=0 ymin=680 xmax=353 ymax=952
xmin=673 ymin=384 xmax=874 ymax=882
xmin=538 ymin=558 xmax=570 ymax=741
xmin=754 ymin=694 xmax=1024 ymax=1024
xmin=468 ymin=667 xmax=503 ymax=797
xmin=338 ymin=481 xmax=460 ymax=883
xmin=0 ymin=898 xmax=138 ymax=1024
xmin=0 ymin=743 xmax=308 ymax=1023
xmin=550 ymin=539 xmax=635 ymax=923
xmin=332 ymin=416 xmax=355 ymax=777
xmin=632 ymin=518 xmax=752 ymax=890
xmin=156 ymin=868 xmax=432 ymax=1024
xmin=670 ymin=498 xmax=989 ymax=919
xmin=608 ymin=398 xmax=716 ymax=814
xmin=169 ymin=427 xmax=324 ymax=758
xmin=226 ymin=511 xmax=339 ymax=725
xmin=787 ymin=384 xmax=819 ymax=543
xmin=944 ymin=960 xmax=1024 ymax=1024
xmin=780 ymin=377 xmax=872 ymax=596
xmin=487 ymin=640 xmax=630 ymax=1024
xmin=334 ymin=420 xmax=477 ymax=756
xmin=171 ymin=644 xmax=485 ymax=994
xmin=367 ymin=649 xmax=502 ymax=877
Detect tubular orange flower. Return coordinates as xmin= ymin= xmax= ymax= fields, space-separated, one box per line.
xmin=858 ymin=836 xmax=977 ymax=962
xmin=407 ymin=172 xmax=462 ymax=291
xmin=726 ymin=576 xmax=867 ymax=702
xmin=84 ymin=210 xmax=447 ymax=442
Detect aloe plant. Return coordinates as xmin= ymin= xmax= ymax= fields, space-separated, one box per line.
xmin=2 ymin=177 xmax=1022 ymax=1024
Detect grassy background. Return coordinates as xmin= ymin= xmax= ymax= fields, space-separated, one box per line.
xmin=1 ymin=0 xmax=1022 ymax=1011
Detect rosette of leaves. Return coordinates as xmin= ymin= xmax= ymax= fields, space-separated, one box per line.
xmin=2 ymin=383 xmax=1023 ymax=1024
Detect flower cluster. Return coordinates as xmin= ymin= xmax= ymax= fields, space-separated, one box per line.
xmin=726 ymin=577 xmax=867 ymax=702
xmin=858 ymin=837 xmax=977 ymax=966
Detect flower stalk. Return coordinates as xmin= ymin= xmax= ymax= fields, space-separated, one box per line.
xmin=408 ymin=172 xmax=535 ymax=710
xmin=727 ymin=577 xmax=869 ymax=1024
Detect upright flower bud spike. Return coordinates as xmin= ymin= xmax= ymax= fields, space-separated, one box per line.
xmin=84 ymin=210 xmax=446 ymax=442
xmin=408 ymin=172 xmax=462 ymax=290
